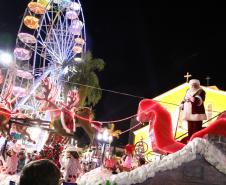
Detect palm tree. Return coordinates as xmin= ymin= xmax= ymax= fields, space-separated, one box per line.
xmin=66 ymin=51 xmax=105 ymax=107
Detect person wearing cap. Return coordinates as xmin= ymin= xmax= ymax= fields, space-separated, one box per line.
xmin=60 ymin=145 xmax=82 ymax=184
xmin=180 ymin=79 xmax=207 ymax=139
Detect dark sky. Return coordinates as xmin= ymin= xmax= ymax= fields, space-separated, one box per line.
xmin=0 ymin=1 xmax=225 ymax=146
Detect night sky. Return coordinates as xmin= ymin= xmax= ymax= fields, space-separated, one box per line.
xmin=0 ymin=1 xmax=225 ymax=146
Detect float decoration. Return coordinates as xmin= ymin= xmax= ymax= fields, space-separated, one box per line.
xmin=137 ymin=98 xmax=226 ymax=154
xmin=35 ymin=77 xmax=100 ymax=146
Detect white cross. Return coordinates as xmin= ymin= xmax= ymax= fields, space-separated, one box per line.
xmin=184 ymin=72 xmax=192 ymax=83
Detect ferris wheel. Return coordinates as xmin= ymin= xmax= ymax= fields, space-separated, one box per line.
xmin=1 ymin=0 xmax=86 ymax=118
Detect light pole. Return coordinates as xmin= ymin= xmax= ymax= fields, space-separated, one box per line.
xmin=97 ymin=129 xmax=113 ymax=165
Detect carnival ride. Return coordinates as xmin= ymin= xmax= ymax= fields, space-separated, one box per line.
xmin=0 ymin=0 xmax=91 ymax=148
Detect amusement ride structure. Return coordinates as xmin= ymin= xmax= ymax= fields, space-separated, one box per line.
xmin=2 ymin=0 xmax=86 ymax=116
xmin=0 ymin=0 xmax=88 ymax=149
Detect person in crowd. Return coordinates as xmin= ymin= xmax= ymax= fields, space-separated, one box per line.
xmin=180 ymin=79 xmax=207 ymax=139
xmin=120 ymin=144 xmax=134 ymax=171
xmin=25 ymin=152 xmax=32 ymax=164
xmin=60 ymin=145 xmax=82 ymax=184
xmin=18 ymin=159 xmax=61 ymax=185
xmin=17 ymin=150 xmax=26 ymax=173
xmin=1 ymin=145 xmax=20 ymax=175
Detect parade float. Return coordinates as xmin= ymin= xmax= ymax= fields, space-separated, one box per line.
xmin=77 ymin=100 xmax=226 ymax=185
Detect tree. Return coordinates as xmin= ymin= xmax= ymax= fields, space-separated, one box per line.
xmin=66 ymin=51 xmax=105 ymax=107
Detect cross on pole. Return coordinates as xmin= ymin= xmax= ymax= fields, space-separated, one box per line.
xmin=184 ymin=72 xmax=192 ymax=83
xmin=205 ymin=76 xmax=211 ymax=86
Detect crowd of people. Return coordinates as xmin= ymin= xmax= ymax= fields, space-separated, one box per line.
xmin=0 ymin=140 xmax=148 ymax=185
xmin=0 ymin=142 xmax=83 ymax=184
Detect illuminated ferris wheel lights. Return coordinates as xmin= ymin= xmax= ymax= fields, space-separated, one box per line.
xmin=0 ymin=51 xmax=13 ymax=66
xmin=69 ymin=20 xmax=83 ymax=35
xmin=3 ymin=0 xmax=86 ymax=118
xmin=74 ymin=57 xmax=82 ymax=62
xmin=63 ymin=66 xmax=69 ymax=75
xmin=69 ymin=2 xmax=81 ymax=11
xmin=66 ymin=10 xmax=78 ymax=20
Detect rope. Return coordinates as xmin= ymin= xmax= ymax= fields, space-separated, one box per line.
xmin=120 ymin=122 xmax=143 ymax=135
xmin=61 ymin=79 xmax=221 ymax=113
xmin=61 ymin=79 xmax=146 ymax=100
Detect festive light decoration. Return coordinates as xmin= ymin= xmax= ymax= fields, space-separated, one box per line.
xmin=0 ymin=51 xmax=13 ymax=66
xmin=39 ymin=143 xmax=63 ymax=167
xmin=74 ymin=57 xmax=82 ymax=62
xmin=97 ymin=129 xmax=113 ymax=143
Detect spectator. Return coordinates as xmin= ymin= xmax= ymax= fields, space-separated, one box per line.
xmin=60 ymin=145 xmax=82 ymax=183
xmin=1 ymin=145 xmax=20 ymax=175
xmin=17 ymin=150 xmax=26 ymax=173
xmin=18 ymin=159 xmax=61 ymax=185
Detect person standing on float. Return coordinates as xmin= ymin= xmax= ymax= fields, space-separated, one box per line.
xmin=180 ymin=79 xmax=207 ymax=138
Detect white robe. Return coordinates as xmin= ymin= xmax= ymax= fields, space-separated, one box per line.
xmin=61 ymin=156 xmax=82 ymax=183
xmin=182 ymin=88 xmax=207 ymax=121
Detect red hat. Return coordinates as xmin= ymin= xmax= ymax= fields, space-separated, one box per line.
xmin=125 ymin=144 xmax=135 ymax=154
